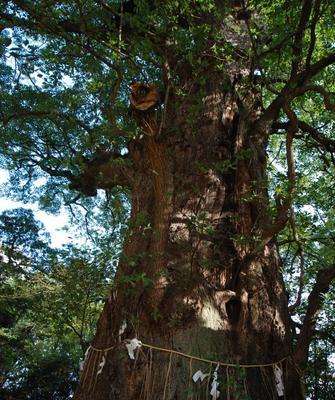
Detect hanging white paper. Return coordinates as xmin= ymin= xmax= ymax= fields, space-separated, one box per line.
xmin=97 ymin=354 xmax=106 ymax=375
xmin=210 ymin=382 xmax=220 ymax=400
xmin=125 ymin=338 xmax=142 ymax=360
xmin=118 ymin=321 xmax=127 ymax=340
xmin=192 ymin=370 xmax=209 ymax=383
xmin=273 ymin=364 xmax=284 ymax=396
xmin=210 ymin=364 xmax=220 ymax=399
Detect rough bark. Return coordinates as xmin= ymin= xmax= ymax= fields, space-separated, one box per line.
xmin=74 ymin=76 xmax=303 ymax=400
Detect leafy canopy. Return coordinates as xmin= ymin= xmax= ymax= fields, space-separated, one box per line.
xmin=0 ymin=0 xmax=335 ymax=399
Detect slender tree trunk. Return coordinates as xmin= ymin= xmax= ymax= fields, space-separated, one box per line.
xmin=74 ymin=76 xmax=304 ymax=399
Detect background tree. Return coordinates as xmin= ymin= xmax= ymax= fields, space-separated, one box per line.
xmin=0 ymin=209 xmax=113 ymax=399
xmin=0 ymin=1 xmax=335 ymax=399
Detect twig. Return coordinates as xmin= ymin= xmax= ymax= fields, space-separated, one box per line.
xmin=290 ymin=0 xmax=313 ymax=79
xmin=288 ymin=206 xmax=305 ymax=313
xmin=261 ymin=102 xmax=297 ymax=245
xmin=306 ymin=0 xmax=321 ymax=68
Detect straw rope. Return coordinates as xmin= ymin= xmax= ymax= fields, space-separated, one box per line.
xmin=79 ymin=339 xmax=290 ymax=398
xmin=87 ymin=339 xmax=290 ymax=369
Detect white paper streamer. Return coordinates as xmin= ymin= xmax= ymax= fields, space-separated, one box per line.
xmin=210 ymin=382 xmax=220 ymax=400
xmin=192 ymin=370 xmax=209 ymax=383
xmin=273 ymin=364 xmax=284 ymax=396
xmin=125 ymin=338 xmax=142 ymax=360
xmin=118 ymin=321 xmax=127 ymax=340
xmin=97 ymin=354 xmax=106 ymax=375
xmin=210 ymin=364 xmax=220 ymax=399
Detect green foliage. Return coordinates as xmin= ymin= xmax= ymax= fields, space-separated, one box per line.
xmin=306 ymin=336 xmax=335 ymax=400
xmin=268 ymin=109 xmax=335 ymax=398
xmin=0 ymin=208 xmax=52 ymax=267
xmin=187 ymin=214 xmax=215 ymax=237
xmin=121 ymin=271 xmax=154 ymax=288
xmin=0 ymin=209 xmax=109 ymax=398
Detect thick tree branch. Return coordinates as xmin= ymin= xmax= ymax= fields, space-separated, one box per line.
xmin=30 ymin=149 xmax=134 ymax=196
xmin=68 ymin=151 xmax=134 ymax=196
xmin=294 ymin=264 xmax=335 ymax=368
xmin=37 ymin=163 xmax=75 ymax=180
xmin=37 ymin=153 xmax=133 ymax=196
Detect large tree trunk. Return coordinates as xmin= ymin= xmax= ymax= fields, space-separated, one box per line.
xmin=74 ymin=75 xmax=304 ymax=399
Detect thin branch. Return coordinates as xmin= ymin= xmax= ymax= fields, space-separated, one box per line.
xmin=94 ymin=0 xmax=116 ymax=14
xmin=258 ymin=33 xmax=294 ymax=59
xmin=2 ymin=110 xmax=93 ymax=134
xmin=261 ymin=102 xmax=297 ymax=245
xmin=288 ymin=206 xmax=305 ymax=313
xmin=6 ymin=0 xmax=152 ymax=80
xmin=65 ymin=193 xmax=81 ymax=205
xmin=296 ymin=51 xmax=335 ymax=85
xmin=103 ymin=0 xmax=124 ymax=130
xmin=253 ymin=51 xmax=335 ymax=137
xmin=5 ymin=1 xmax=121 ymax=72
xmin=103 ymin=72 xmax=123 ymax=128
xmin=272 ymin=119 xmax=335 ymax=153
xmin=118 ymin=0 xmax=124 ymax=51
xmin=292 ymin=321 xmax=335 ymax=346
xmin=157 ymin=58 xmax=172 ymax=139
xmin=296 ymin=84 xmax=335 ymax=112
xmin=298 ymin=120 xmax=335 ymax=152
xmin=306 ymin=0 xmax=321 ymax=68
xmin=79 ymin=290 xmax=91 ymax=351
xmin=278 ymin=234 xmax=335 ymax=246
xmin=290 ymin=0 xmax=314 ymax=79
xmin=0 ymin=11 xmax=38 ymax=31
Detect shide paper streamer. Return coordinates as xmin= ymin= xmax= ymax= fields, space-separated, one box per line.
xmin=125 ymin=338 xmax=143 ymax=360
